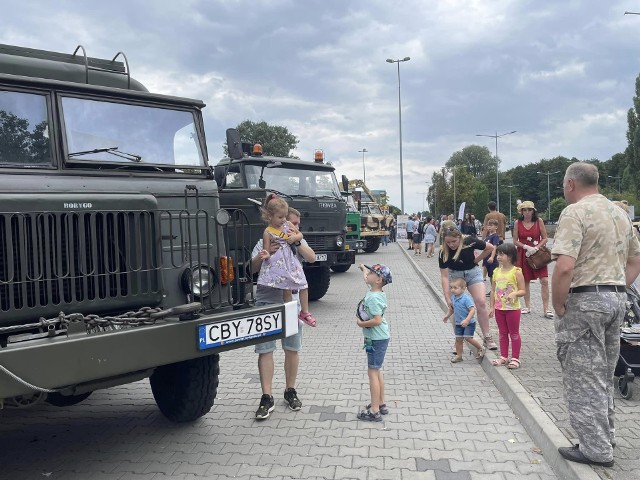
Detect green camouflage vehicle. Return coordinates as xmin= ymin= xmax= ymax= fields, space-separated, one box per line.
xmin=0 ymin=44 xmax=296 ymax=421
xmin=347 ymin=179 xmax=394 ymax=253
xmin=214 ymin=147 xmax=355 ymax=297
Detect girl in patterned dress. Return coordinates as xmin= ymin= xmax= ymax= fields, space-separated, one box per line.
xmin=257 ymin=195 xmax=316 ymax=327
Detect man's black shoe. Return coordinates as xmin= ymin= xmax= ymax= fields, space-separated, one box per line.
xmin=558 ymin=445 xmax=613 ymax=467
xmin=255 ymin=394 xmax=275 ymax=420
xmin=284 ymin=388 xmax=302 ymax=411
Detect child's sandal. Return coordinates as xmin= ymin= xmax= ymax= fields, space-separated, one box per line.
xmin=298 ymin=311 xmax=317 ymax=327
xmin=491 ymin=357 xmax=508 ymax=366
xmin=475 ymin=347 xmax=486 ymax=360
xmin=506 ymin=358 xmax=521 ymax=369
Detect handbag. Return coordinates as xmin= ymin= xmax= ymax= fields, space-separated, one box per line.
xmin=526 ymin=245 xmax=553 ymax=270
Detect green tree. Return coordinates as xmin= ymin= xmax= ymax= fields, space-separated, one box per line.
xmin=224 ymin=120 xmax=299 ymax=158
xmin=446 ymin=145 xmax=495 ymax=179
xmin=626 ymin=75 xmax=640 ymax=197
xmin=550 ymin=197 xmax=568 ymax=222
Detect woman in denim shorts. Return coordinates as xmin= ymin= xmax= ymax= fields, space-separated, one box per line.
xmin=438 ymin=226 xmax=497 ymax=350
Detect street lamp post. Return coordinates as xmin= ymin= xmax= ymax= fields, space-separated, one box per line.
xmin=505 ymin=184 xmax=519 ymax=223
xmin=608 ymin=174 xmax=621 ymax=193
xmin=537 ymin=171 xmax=560 ymax=221
xmin=386 ymin=56 xmax=411 ymax=213
xmin=358 ymin=148 xmax=368 ymax=184
xmin=476 ymin=130 xmax=517 ymax=212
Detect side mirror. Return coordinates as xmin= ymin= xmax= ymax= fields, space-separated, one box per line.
xmin=213 ymin=165 xmax=226 ymax=188
xmin=341 ymin=175 xmax=349 ymax=192
xmin=226 ymin=128 xmax=243 ymax=160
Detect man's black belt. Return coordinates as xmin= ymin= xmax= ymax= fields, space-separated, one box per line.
xmin=569 ymin=285 xmax=626 ymax=294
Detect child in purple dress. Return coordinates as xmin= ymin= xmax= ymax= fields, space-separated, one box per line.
xmin=257 ymin=195 xmax=316 ymax=327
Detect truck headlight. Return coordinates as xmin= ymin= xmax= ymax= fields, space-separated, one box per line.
xmin=181 ymin=265 xmax=217 ymax=299
xmin=215 ymin=208 xmax=230 ymax=225
xmin=335 ymin=235 xmax=344 ymax=247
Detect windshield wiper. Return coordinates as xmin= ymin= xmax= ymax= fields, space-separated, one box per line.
xmin=315 ymin=194 xmax=341 ymax=200
xmin=68 ymin=147 xmax=142 ymax=162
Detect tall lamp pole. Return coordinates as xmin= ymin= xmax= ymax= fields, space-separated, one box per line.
xmin=505 ymin=184 xmax=519 ymax=223
xmin=386 ymin=56 xmax=411 ymax=213
xmin=358 ymin=148 xmax=368 ymax=184
xmin=537 ymin=171 xmax=560 ymax=220
xmin=476 ymin=130 xmax=517 ymax=212
xmin=608 ymin=174 xmax=621 ymax=193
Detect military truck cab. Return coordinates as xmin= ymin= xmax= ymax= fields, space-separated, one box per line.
xmin=215 ymin=145 xmax=354 ymax=300
xmin=0 ymin=44 xmax=296 ymax=421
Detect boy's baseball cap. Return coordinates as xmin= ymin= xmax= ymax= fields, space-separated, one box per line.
xmin=364 ymin=264 xmax=393 ymax=285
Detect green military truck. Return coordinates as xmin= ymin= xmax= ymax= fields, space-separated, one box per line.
xmin=347 ymin=179 xmax=394 ymax=253
xmin=0 ymin=44 xmax=297 ymax=421
xmin=214 ymin=147 xmax=355 ymax=298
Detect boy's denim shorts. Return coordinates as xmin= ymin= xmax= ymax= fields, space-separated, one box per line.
xmin=454 ymin=322 xmax=477 ymax=338
xmin=449 ymin=266 xmax=484 ymax=287
xmin=365 ymin=338 xmax=390 ymax=369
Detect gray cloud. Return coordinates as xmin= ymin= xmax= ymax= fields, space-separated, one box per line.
xmin=1 ymin=0 xmax=638 ymax=213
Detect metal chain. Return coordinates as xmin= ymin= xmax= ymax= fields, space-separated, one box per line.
xmin=0 ymin=303 xmax=201 ymax=335
xmin=0 ymin=303 xmax=201 ymax=396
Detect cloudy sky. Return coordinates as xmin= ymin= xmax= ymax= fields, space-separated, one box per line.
xmin=3 ymin=0 xmax=640 ymax=214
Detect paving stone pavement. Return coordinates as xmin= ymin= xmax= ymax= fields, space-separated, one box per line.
xmin=410 ymin=234 xmax=640 ymax=480
xmin=0 ymin=243 xmax=560 ymax=480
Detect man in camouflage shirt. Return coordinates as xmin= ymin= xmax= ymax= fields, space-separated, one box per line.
xmin=551 ymin=162 xmax=640 ymax=467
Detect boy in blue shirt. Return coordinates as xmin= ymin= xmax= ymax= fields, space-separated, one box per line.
xmin=356 ymin=263 xmax=392 ymax=422
xmin=442 ymin=277 xmax=485 ymax=363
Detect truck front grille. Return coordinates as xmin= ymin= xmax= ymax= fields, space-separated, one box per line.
xmin=305 ymin=235 xmax=340 ymax=251
xmin=0 ymin=211 xmax=159 ymax=323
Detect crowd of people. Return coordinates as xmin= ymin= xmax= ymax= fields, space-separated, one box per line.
xmin=249 ymin=162 xmax=640 ymax=469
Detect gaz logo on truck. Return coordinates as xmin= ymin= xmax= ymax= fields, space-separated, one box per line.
xmin=63 ymin=202 xmax=93 ymax=209
xmin=319 ymin=202 xmax=337 ymax=209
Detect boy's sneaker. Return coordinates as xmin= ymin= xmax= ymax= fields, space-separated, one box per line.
xmin=255 ymin=394 xmax=275 ymax=420
xmin=366 ymin=403 xmax=389 ymax=415
xmin=284 ymin=388 xmax=302 ymax=411
xmin=357 ymin=409 xmax=383 ymax=422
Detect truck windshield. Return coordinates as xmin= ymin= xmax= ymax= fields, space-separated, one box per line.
xmin=245 ymin=164 xmax=341 ymax=198
xmin=61 ymin=97 xmax=206 ymax=168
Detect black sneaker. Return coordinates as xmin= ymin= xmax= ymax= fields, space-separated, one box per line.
xmin=284 ymin=388 xmax=302 ymax=411
xmin=357 ymin=409 xmax=383 ymax=422
xmin=366 ymin=403 xmax=389 ymax=415
xmin=255 ymin=394 xmax=275 ymax=420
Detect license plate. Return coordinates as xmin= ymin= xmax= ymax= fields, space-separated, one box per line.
xmin=315 ymin=254 xmax=327 ymax=261
xmin=198 ymin=310 xmax=283 ymax=350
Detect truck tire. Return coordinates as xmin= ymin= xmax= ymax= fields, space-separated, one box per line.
xmin=364 ymin=237 xmax=381 ymax=253
xmin=150 ymin=354 xmax=220 ymax=422
xmin=305 ymin=266 xmax=331 ymax=301
xmin=330 ymin=264 xmax=351 ymax=273
xmin=46 ymin=391 xmax=92 ymax=407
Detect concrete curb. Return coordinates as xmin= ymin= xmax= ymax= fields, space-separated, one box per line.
xmin=399 ymin=243 xmax=601 ymax=480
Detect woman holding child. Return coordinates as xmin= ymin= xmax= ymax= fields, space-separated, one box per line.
xmin=439 ymin=226 xmax=498 ymax=350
